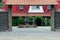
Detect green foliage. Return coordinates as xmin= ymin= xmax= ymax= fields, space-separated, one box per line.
xmin=0 ymin=0 xmax=2 ymax=2
xmin=0 ymin=0 xmax=3 ymax=8
xmin=0 ymin=3 xmax=3 ymax=8
xmin=41 ymin=17 xmax=45 ymax=26
xmin=18 ymin=16 xmax=25 ymax=24
xmin=12 ymin=17 xmax=19 ymax=26
xmin=34 ymin=16 xmax=44 ymax=26
xmin=28 ymin=16 xmax=33 ymax=25
xmin=44 ymin=18 xmax=51 ymax=26
xmin=34 ymin=16 xmax=43 ymax=21
xmin=12 ymin=17 xmax=25 ymax=26
xmin=28 ymin=16 xmax=33 ymax=20
xmin=12 ymin=16 xmax=51 ymax=26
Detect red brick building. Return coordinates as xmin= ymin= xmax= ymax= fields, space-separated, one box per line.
xmin=1 ymin=0 xmax=58 ymax=26
xmin=0 ymin=0 xmax=58 ymax=31
xmin=1 ymin=0 xmax=60 ymax=17
xmin=1 ymin=0 xmax=53 ymax=17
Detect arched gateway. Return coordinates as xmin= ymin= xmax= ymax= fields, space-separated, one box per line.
xmin=1 ymin=0 xmax=57 ymax=31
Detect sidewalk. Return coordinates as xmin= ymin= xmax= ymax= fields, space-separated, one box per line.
xmin=0 ymin=27 xmax=60 ymax=40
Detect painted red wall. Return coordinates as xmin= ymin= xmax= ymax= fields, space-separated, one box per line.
xmin=12 ymin=5 xmax=29 ymax=13
xmin=55 ymin=0 xmax=60 ymax=9
xmin=12 ymin=5 xmax=50 ymax=13
xmin=2 ymin=5 xmax=8 ymax=10
xmin=2 ymin=5 xmax=60 ymax=17
xmin=43 ymin=6 xmax=50 ymax=13
xmin=2 ymin=0 xmax=60 ymax=17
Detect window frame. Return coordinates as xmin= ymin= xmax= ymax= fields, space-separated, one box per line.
xmin=47 ymin=5 xmax=51 ymax=10
xmin=19 ymin=5 xmax=24 ymax=10
xmin=31 ymin=6 xmax=40 ymax=10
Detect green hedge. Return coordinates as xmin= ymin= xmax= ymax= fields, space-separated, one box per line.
xmin=12 ymin=17 xmax=19 ymax=26
xmin=12 ymin=16 xmax=51 ymax=26
xmin=18 ymin=16 xmax=25 ymax=24
xmin=0 ymin=0 xmax=2 ymax=2
xmin=44 ymin=18 xmax=51 ymax=26
xmin=34 ymin=16 xmax=44 ymax=26
xmin=0 ymin=3 xmax=3 ymax=8
xmin=0 ymin=0 xmax=3 ymax=8
xmin=12 ymin=17 xmax=25 ymax=26
xmin=28 ymin=16 xmax=33 ymax=25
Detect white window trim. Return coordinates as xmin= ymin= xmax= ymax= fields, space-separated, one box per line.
xmin=31 ymin=6 xmax=40 ymax=10
xmin=28 ymin=6 xmax=44 ymax=13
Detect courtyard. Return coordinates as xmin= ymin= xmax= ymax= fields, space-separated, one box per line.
xmin=0 ymin=26 xmax=60 ymax=40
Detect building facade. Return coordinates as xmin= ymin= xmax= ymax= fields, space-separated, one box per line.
xmin=0 ymin=0 xmax=57 ymax=31
xmin=2 ymin=0 xmax=60 ymax=17
xmin=1 ymin=0 xmax=59 ymax=26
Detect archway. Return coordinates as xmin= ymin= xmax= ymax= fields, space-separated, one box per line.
xmin=4 ymin=0 xmax=57 ymax=31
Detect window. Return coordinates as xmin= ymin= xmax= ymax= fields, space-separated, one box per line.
xmin=32 ymin=6 xmax=40 ymax=10
xmin=47 ymin=5 xmax=51 ymax=10
xmin=19 ymin=6 xmax=24 ymax=10
xmin=28 ymin=6 xmax=44 ymax=13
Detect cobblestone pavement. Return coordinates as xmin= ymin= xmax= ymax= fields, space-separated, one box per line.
xmin=0 ymin=26 xmax=60 ymax=40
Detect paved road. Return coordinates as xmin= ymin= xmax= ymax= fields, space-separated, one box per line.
xmin=0 ymin=27 xmax=60 ymax=40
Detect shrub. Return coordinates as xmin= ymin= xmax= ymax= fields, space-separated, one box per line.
xmin=0 ymin=0 xmax=2 ymax=2
xmin=28 ymin=16 xmax=33 ymax=25
xmin=18 ymin=16 xmax=25 ymax=25
xmin=12 ymin=17 xmax=19 ymax=26
xmin=34 ymin=16 xmax=44 ymax=26
xmin=0 ymin=3 xmax=3 ymax=8
xmin=44 ymin=18 xmax=50 ymax=26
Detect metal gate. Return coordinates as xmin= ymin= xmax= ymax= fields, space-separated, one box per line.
xmin=55 ymin=12 xmax=60 ymax=29
xmin=0 ymin=12 xmax=9 ymax=31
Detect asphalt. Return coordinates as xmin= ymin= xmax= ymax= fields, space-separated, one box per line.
xmin=0 ymin=27 xmax=60 ymax=40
